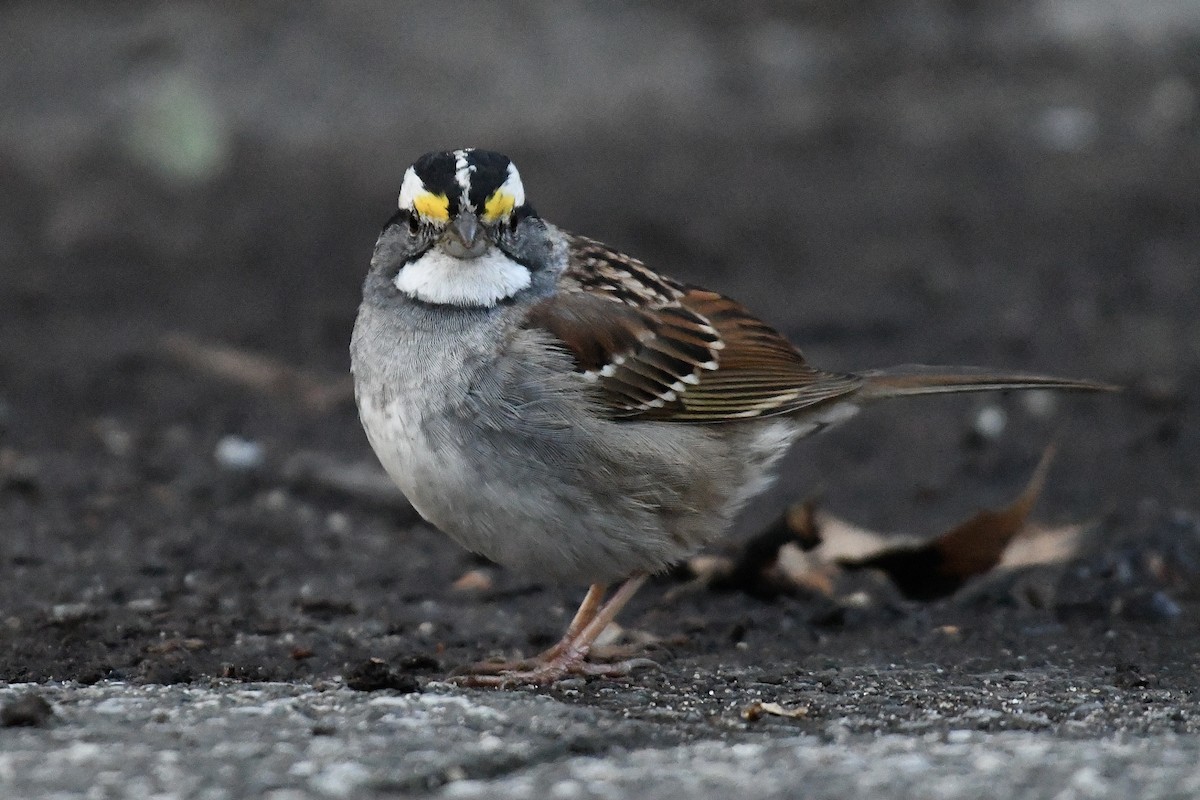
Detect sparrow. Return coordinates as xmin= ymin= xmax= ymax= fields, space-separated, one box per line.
xmin=350 ymin=148 xmax=1110 ymax=686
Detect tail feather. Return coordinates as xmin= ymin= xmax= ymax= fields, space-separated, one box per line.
xmin=857 ymin=364 xmax=1117 ymax=401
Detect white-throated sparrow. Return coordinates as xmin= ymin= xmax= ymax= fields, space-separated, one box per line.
xmin=350 ymin=149 xmax=1110 ymax=686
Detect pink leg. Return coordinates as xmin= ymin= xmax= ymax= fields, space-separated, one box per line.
xmin=539 ymin=582 xmax=609 ymax=660
xmin=452 ymin=574 xmax=655 ymax=687
xmin=460 ymin=583 xmax=608 ymax=675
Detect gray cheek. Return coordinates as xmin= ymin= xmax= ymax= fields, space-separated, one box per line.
xmin=524 ymin=266 xmax=561 ymax=298
xmin=372 ymin=229 xmax=426 ymax=279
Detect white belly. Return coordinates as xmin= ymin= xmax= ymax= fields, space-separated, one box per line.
xmin=356 ymin=392 xmax=466 ymax=522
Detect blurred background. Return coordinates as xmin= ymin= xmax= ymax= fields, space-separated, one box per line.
xmin=0 ymin=1 xmax=1198 ymax=643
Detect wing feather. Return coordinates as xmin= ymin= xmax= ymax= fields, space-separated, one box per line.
xmin=525 ymin=234 xmax=864 ymax=422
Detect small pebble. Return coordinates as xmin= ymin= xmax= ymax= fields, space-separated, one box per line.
xmin=0 ymin=449 xmax=40 ymax=495
xmin=95 ymin=417 xmax=134 ymax=458
xmin=1 ymin=693 xmax=53 ymax=727
xmin=344 ymin=658 xmax=420 ymax=693
xmin=50 ymin=602 xmax=94 ymax=623
xmin=325 ymin=511 xmax=351 ymax=534
xmin=1147 ymin=591 xmax=1182 ymax=621
xmin=263 ymin=488 xmax=289 ymax=510
xmin=451 ymin=569 xmax=494 ymax=592
xmin=126 ymin=598 xmax=162 ymax=613
xmin=972 ymin=405 xmax=1007 ymax=441
xmin=214 ymin=435 xmax=264 ymax=471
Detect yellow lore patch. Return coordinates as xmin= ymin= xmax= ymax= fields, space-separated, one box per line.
xmin=412 ymin=191 xmax=450 ymax=221
xmin=482 ymin=191 xmax=516 ymax=223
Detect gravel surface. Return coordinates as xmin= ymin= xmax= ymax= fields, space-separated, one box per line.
xmin=3 ymin=681 xmax=1200 ymax=799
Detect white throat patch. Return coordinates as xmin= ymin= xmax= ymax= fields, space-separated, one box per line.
xmin=394 ymin=248 xmax=531 ymax=307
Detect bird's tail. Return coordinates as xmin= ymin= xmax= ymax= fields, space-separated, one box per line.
xmin=855 ymin=364 xmax=1117 ymax=401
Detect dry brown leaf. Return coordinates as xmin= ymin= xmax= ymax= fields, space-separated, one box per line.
xmin=838 ymin=445 xmax=1059 ymax=600
xmin=706 ymin=443 xmax=1091 ymax=602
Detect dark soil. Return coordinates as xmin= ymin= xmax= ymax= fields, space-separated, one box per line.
xmin=1 ymin=2 xmax=1198 ymax=731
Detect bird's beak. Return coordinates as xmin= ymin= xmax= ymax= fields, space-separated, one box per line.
xmin=442 ymin=212 xmax=487 ymax=258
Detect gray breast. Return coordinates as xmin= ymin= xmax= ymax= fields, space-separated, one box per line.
xmin=351 ymin=291 xmax=794 ymax=584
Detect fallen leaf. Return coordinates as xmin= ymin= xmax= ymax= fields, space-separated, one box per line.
xmin=999 ymin=521 xmax=1086 ymax=569
xmin=774 ymin=543 xmax=838 ymax=597
xmin=707 ymin=443 xmax=1090 ymax=603
xmin=742 ymin=700 xmax=809 ymax=721
xmin=811 ymin=513 xmax=922 ymax=562
xmin=841 ymin=445 xmax=1057 ymax=600
xmin=696 ymin=501 xmax=827 ymax=598
xmin=451 ymin=569 xmax=494 ymax=592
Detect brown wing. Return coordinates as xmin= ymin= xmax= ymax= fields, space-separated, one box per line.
xmin=526 ymin=235 xmax=864 ymax=422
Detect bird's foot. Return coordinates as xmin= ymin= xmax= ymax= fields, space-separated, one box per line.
xmin=448 ymin=647 xmax=658 ymax=687
xmin=447 ymin=575 xmax=654 ymax=687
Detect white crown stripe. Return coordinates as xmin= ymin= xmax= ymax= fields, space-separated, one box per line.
xmin=500 ymin=162 xmax=526 ymax=208
xmin=398 ymin=167 xmax=425 ymax=210
xmin=453 ymin=149 xmax=474 ymax=208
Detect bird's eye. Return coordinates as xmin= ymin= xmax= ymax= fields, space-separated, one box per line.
xmin=407 ymin=212 xmax=421 ymax=235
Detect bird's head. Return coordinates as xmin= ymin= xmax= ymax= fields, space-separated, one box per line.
xmin=375 ymin=149 xmax=553 ymax=307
